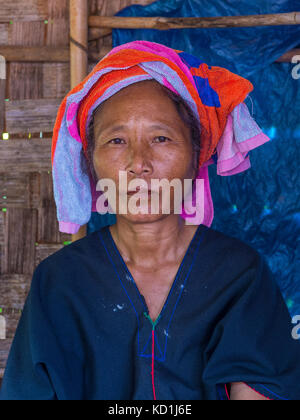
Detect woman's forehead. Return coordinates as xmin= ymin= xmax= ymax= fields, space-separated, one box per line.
xmin=93 ymin=82 xmax=184 ymax=131
xmin=97 ymin=80 xmax=171 ymax=110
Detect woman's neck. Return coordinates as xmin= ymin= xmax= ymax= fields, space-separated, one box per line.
xmin=109 ymin=216 xmax=198 ymax=271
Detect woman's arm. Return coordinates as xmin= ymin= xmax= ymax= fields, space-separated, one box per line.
xmin=230 ymin=382 xmax=269 ymax=400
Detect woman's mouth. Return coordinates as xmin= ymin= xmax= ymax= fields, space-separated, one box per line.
xmin=127 ymin=189 xmax=152 ymax=196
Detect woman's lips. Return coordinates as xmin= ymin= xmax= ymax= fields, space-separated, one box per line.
xmin=118 ymin=185 xmax=158 ymax=196
xmin=126 ymin=189 xmax=152 ymax=195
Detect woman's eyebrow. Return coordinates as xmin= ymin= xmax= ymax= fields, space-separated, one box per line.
xmin=99 ymin=122 xmax=177 ymax=135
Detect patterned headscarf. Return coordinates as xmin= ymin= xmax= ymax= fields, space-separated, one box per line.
xmin=52 ymin=40 xmax=270 ymax=234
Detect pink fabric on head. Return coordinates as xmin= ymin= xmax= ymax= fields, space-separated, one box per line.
xmin=67 ymin=118 xmax=82 ymax=144
xmin=180 ymin=165 xmax=214 ymax=227
xmin=162 ymin=77 xmax=180 ymax=95
xmin=237 ymin=132 xmax=270 ymax=153
xmin=59 ymin=221 xmax=81 ymax=234
xmin=67 ymin=102 xmax=79 ymax=124
xmin=215 ymin=111 xmax=269 ymax=176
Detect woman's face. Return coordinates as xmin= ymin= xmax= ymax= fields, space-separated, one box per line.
xmin=93 ymin=80 xmax=196 ymax=223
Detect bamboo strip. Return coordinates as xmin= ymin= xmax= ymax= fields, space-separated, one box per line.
xmin=3 ymin=208 xmax=38 ymax=274
xmin=0 ymin=139 xmax=52 ymax=172
xmin=0 ymin=79 xmax=6 ymax=135
xmin=0 ymin=211 xmax=4 ymax=275
xmin=0 ymin=57 xmax=6 ymax=132
xmin=0 ymin=172 xmax=37 ymax=209
xmin=0 ymin=0 xmax=47 ymax=23
xmin=0 ymin=340 xmax=13 ymax=380
xmin=5 ymin=99 xmax=60 ymax=133
xmin=35 ymin=243 xmax=65 ymax=267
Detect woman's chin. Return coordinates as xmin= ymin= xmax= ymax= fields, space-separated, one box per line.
xmin=119 ymin=211 xmax=170 ymax=224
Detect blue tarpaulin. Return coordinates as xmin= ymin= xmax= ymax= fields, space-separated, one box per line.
xmin=87 ymin=0 xmax=300 ymax=317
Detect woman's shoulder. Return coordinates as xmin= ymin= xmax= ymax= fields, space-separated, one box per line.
xmin=198 ymin=225 xmax=274 ymax=301
xmin=200 ymin=224 xmax=263 ymax=270
xmin=39 ymin=228 xmax=107 ymax=267
xmin=203 ymin=224 xmax=260 ymax=255
xmin=31 ymin=230 xmax=109 ymax=300
xmin=31 ymin=228 xmax=109 ymax=293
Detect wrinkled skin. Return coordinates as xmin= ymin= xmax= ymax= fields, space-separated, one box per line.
xmin=93 ymin=79 xmax=196 ymax=225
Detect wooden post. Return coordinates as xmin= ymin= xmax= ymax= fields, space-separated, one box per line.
xmin=70 ymin=0 xmax=88 ymax=241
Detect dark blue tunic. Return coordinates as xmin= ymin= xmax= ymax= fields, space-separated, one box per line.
xmin=1 ymin=224 xmax=299 ymax=400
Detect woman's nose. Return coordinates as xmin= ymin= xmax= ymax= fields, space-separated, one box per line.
xmin=127 ymin=144 xmax=152 ymax=176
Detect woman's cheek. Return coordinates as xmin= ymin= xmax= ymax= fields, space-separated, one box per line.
xmin=93 ymin=150 xmax=122 ymax=179
xmin=156 ymin=153 xmax=192 ymax=181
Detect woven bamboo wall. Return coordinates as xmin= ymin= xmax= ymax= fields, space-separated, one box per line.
xmin=0 ymin=0 xmax=154 ymax=384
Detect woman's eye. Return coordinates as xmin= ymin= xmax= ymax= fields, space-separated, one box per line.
xmin=154 ymin=136 xmax=170 ymax=143
xmin=108 ymin=138 xmax=125 ymax=144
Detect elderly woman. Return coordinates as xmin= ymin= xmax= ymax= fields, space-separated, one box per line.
xmin=1 ymin=41 xmax=299 ymax=401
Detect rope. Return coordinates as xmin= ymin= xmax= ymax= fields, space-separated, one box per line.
xmin=69 ymin=36 xmax=89 ymax=54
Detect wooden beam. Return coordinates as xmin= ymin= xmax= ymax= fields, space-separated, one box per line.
xmin=276 ymin=48 xmax=300 ymax=62
xmin=1 ymin=45 xmax=298 ymax=64
xmin=88 ymin=27 xmax=112 ymax=42
xmin=89 ymin=46 xmax=111 ymax=62
xmin=89 ymin=12 xmax=300 ymax=30
xmin=70 ymin=0 xmax=88 ymax=241
xmin=90 ymin=48 xmax=300 ymax=64
xmin=0 ymin=46 xmax=69 ymax=62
